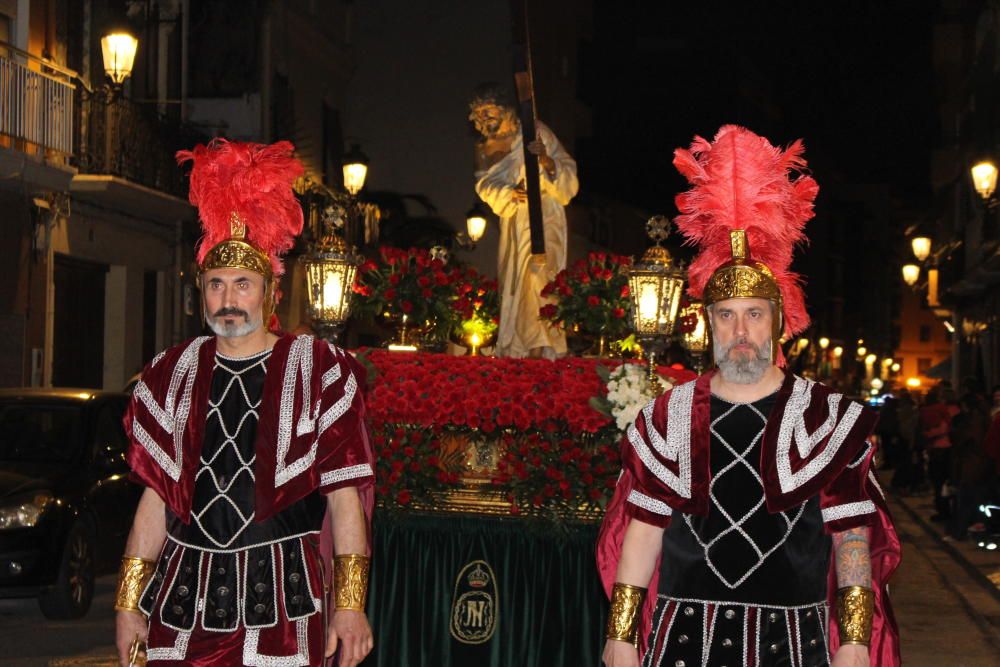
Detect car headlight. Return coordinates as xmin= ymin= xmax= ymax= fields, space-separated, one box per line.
xmin=0 ymin=493 xmax=53 ymax=530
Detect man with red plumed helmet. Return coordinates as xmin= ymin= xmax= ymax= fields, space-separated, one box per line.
xmin=113 ymin=139 xmax=375 ymax=666
xmin=598 ymin=127 xmax=901 ymax=667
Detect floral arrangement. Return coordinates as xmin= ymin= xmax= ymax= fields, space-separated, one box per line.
xmin=358 ymin=349 xmax=696 ymax=516
xmin=539 ymin=252 xmax=633 ymax=339
xmin=589 ymin=363 xmax=675 ymax=431
xmin=351 ymin=247 xmax=456 ymax=339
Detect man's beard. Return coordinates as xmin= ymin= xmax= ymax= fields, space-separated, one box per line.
xmin=715 ymin=337 xmax=772 ymax=384
xmin=206 ymin=306 xmax=262 ymax=338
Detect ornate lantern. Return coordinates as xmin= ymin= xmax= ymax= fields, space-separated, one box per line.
xmin=627 ymin=216 xmax=686 ymax=394
xmin=303 ymin=232 xmax=358 ymax=343
xmin=342 ymin=144 xmax=370 ymax=196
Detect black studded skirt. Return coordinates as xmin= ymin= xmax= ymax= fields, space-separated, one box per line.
xmin=136 ymin=534 xmax=326 ymax=665
xmin=642 ymin=596 xmax=830 ymax=667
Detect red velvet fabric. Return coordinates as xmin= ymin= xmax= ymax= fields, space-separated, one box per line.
xmin=596 ymin=371 xmax=901 ymax=664
xmin=124 ymin=334 xmax=375 ymax=523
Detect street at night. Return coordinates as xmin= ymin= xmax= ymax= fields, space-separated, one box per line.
xmin=2 ymin=1 xmax=1000 ymax=666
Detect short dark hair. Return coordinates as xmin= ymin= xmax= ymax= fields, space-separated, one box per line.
xmin=469 ymin=82 xmax=514 ymax=111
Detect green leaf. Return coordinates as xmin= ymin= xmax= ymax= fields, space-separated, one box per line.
xmin=588 ymin=396 xmax=613 ymax=418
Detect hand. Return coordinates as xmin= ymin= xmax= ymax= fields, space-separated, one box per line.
xmin=831 ymin=644 xmax=869 ymax=667
xmin=526 ymin=140 xmax=556 ymax=175
xmin=512 ymin=182 xmax=527 ymax=203
xmin=602 ymin=639 xmax=640 ymax=667
xmin=115 ymin=610 xmax=147 ymax=667
xmin=325 ymin=609 xmax=373 ymax=666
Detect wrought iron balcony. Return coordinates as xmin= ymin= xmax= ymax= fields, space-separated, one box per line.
xmin=0 ymin=42 xmax=75 ymax=156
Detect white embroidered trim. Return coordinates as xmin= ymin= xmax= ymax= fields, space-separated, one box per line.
xmin=159 ymin=547 xmax=202 ymax=633
xmin=657 ymin=600 xmax=679 ymax=667
xmin=275 ymin=336 xmax=310 ymax=487
xmin=133 ymin=337 xmax=210 ymax=482
xmin=317 ymin=372 xmax=358 ymax=437
xmin=200 ymin=552 xmax=241 ymax=633
xmin=243 ymin=617 xmax=311 ymax=666
xmin=868 ymin=470 xmax=886 ymax=500
xmin=847 ymin=441 xmax=872 ymax=469
xmin=627 ymin=380 xmax=695 ymax=498
xmin=626 ymin=489 xmax=673 ymax=516
xmin=284 ymin=539 xmax=321 ymax=621
xmin=775 ymin=376 xmax=862 ymax=494
xmin=320 ymin=462 xmax=374 ymax=487
xmin=145 ymin=631 xmax=190 ymax=661
xmin=821 ymin=500 xmax=875 ymax=523
xmin=166 ymin=531 xmax=320 ymax=555
xmin=244 ymin=544 xmax=280 ymax=630
xmin=656 ymin=594 xmax=827 ymax=611
xmin=321 ymin=363 xmax=341 ymax=393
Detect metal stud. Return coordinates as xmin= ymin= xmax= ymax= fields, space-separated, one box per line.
xmin=805 ymin=610 xmax=813 ymax=619
xmin=291 ymin=594 xmax=303 ymax=605
xmin=215 ymin=608 xmax=227 ymax=618
xmin=677 ymin=634 xmax=689 ymax=644
xmin=288 ymin=572 xmax=301 ymax=584
xmin=722 ymin=638 xmax=733 ymax=647
xmin=674 ymin=661 xmax=685 ymax=667
xmin=768 ymin=612 xmax=779 ymax=623
xmin=809 ymin=638 xmax=818 ymax=647
xmin=171 ymin=605 xmax=183 ymax=615
xmin=769 ymin=643 xmax=780 ymax=654
xmin=217 ymin=586 xmax=230 ymax=597
xmin=176 ymin=585 xmax=189 ymax=597
xmin=254 ymin=603 xmax=266 ymax=614
xmin=216 ymin=567 xmax=226 ymax=576
xmin=724 ymin=609 xmax=736 ymax=620
xmin=683 ymin=606 xmax=695 ymax=616
xmin=254 ymin=582 xmax=267 ymax=594
xmin=258 ymin=559 xmax=267 ymax=568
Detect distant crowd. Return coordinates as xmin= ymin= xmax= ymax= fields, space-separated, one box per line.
xmin=879 ymin=380 xmax=1000 ymax=541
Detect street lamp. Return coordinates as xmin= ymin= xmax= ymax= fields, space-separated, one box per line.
xmin=901 ymin=263 xmax=920 ymax=287
xmin=628 ymin=218 xmax=686 ymax=394
xmin=100 ymin=31 xmax=138 ymax=85
xmin=342 ymin=144 xmax=369 ymax=196
xmin=464 ymin=202 xmax=488 ymax=247
xmin=302 ymin=229 xmax=358 ymax=343
xmin=911 ymin=236 xmax=931 ymax=262
xmin=818 ymin=337 xmax=830 ymax=350
xmin=971 ymin=160 xmax=998 ymax=201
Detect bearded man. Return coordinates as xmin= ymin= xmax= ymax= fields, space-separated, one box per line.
xmin=113 ymin=140 xmax=375 ymax=667
xmin=597 ymin=126 xmax=901 ymax=667
xmin=469 ymin=83 xmax=578 ymax=359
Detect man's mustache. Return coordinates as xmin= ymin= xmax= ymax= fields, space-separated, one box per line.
xmin=213 ymin=307 xmax=249 ymax=319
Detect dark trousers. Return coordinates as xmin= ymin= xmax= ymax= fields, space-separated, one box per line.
xmin=928 ymin=448 xmax=952 ymax=517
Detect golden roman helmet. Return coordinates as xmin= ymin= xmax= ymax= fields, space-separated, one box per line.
xmin=198 ymin=211 xmax=277 ymax=322
xmin=701 ymin=229 xmax=785 ymax=356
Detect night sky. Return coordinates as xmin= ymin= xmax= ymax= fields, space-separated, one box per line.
xmin=578 ymin=1 xmax=939 ymax=214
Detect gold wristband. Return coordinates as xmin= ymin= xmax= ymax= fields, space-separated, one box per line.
xmin=836 ymin=585 xmax=874 ymax=646
xmin=606 ymin=582 xmax=646 ymax=645
xmin=114 ymin=556 xmax=156 ymax=613
xmin=333 ymin=554 xmax=370 ymax=611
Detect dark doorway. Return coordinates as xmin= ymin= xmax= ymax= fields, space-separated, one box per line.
xmin=53 ymin=255 xmax=107 ymax=388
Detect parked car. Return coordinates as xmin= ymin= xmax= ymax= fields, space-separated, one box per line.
xmin=0 ymin=388 xmax=142 ymax=619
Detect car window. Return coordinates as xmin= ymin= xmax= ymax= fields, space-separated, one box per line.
xmin=93 ymin=400 xmax=128 ymax=455
xmin=0 ymin=403 xmax=82 ymax=463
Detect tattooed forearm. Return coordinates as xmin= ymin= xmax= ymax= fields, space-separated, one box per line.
xmin=832 ymin=526 xmax=871 ymax=588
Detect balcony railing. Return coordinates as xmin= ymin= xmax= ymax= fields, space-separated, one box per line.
xmin=76 ymin=96 xmax=193 ymax=197
xmin=0 ymin=42 xmax=76 ymax=156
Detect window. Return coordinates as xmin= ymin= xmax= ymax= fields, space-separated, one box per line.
xmin=919 ymin=325 xmax=931 ymax=342
xmin=918 ymin=358 xmax=932 ymax=375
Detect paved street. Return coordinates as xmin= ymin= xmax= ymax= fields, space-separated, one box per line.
xmin=1 ymin=491 xmax=998 ymax=666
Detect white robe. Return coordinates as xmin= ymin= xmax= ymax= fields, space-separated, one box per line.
xmin=474 ymin=122 xmax=579 ymax=358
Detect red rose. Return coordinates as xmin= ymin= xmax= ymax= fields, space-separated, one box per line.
xmin=389 ymin=273 xmax=401 ymax=286
xmin=587 ymin=295 xmax=601 ymax=306
xmin=408 ymin=461 xmax=421 ymax=472
xmin=620 ymin=285 xmax=630 ymax=298
xmin=422 ymin=288 xmax=433 ymax=299
xmin=401 ymin=300 xmax=413 ymax=313
xmin=612 ymin=307 xmax=625 ymax=319
xmin=403 ymin=446 xmax=415 ymax=457
xmin=396 ymin=490 xmax=412 ymax=505
xmin=384 ymin=288 xmax=397 ymax=300
xmin=539 ymin=304 xmax=558 ymax=319
xmin=418 ymin=276 xmax=431 ymax=287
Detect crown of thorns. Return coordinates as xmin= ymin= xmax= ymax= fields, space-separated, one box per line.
xmin=468 ymin=83 xmax=514 ymax=111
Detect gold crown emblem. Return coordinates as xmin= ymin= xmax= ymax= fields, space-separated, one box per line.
xmin=467 ymin=564 xmax=490 ymax=588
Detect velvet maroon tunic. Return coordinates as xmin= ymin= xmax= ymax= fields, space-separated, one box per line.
xmin=124 ymin=333 xmax=375 ymax=665
xmin=597 ymin=370 xmax=901 ymax=666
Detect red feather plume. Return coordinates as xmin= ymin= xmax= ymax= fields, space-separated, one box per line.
xmin=673 ymin=125 xmax=818 ymax=338
xmin=177 ymin=139 xmax=305 ymax=277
